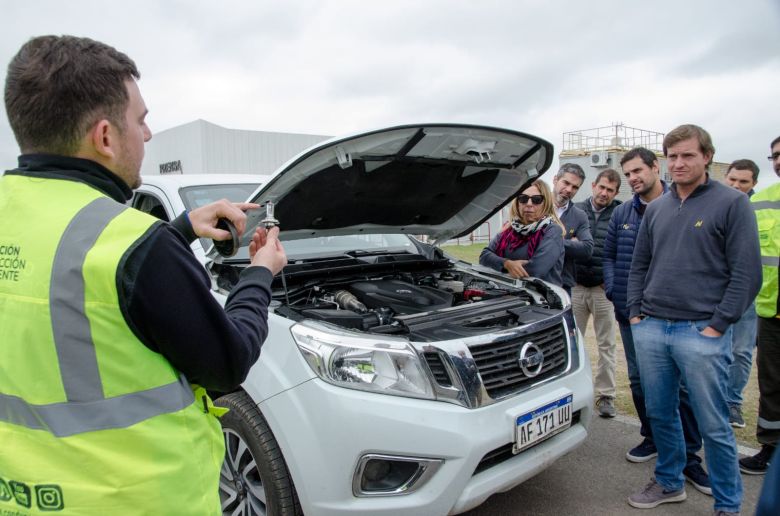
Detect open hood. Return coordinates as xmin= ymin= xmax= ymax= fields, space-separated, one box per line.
xmin=218 ymin=124 xmax=552 ymax=256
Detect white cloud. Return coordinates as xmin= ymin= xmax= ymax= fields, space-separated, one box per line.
xmin=1 ymin=0 xmax=779 ymax=183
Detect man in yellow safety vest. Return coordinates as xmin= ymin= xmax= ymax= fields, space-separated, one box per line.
xmin=0 ymin=35 xmax=286 ymax=514
xmin=740 ymin=136 xmax=780 ymax=477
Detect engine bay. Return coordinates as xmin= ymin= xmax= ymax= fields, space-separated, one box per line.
xmin=212 ymin=257 xmax=566 ymax=342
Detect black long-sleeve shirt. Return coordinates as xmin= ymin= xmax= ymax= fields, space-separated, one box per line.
xmin=8 ymin=154 xmax=272 ymax=392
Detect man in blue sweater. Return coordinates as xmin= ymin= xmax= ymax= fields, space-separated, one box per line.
xmin=552 ymin=163 xmax=593 ymax=295
xmin=626 ymin=125 xmax=761 ymax=515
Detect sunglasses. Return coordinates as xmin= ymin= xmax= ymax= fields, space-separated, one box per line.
xmin=518 ymin=194 xmax=544 ymax=205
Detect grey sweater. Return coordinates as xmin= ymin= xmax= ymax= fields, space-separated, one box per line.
xmin=627 ymin=176 xmax=761 ymax=333
xmin=479 ymin=224 xmax=565 ymax=286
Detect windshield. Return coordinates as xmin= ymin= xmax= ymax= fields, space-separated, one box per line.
xmin=180 ymin=185 xmax=418 ymax=261
xmin=222 ymin=233 xmax=418 ymax=261
xmin=283 ymin=234 xmax=416 ymax=259
xmin=178 ymin=183 xmax=261 ymax=253
xmin=179 ymin=183 xmax=261 ymax=211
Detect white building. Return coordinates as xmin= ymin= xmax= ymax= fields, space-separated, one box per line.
xmin=141 ymin=119 xmax=330 ymax=177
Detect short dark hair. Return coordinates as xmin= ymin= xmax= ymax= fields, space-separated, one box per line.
xmin=727 ymin=159 xmax=759 ymax=182
xmin=557 ymin=163 xmax=585 ymax=181
xmin=594 ymin=168 xmax=621 ymax=190
xmin=771 ymin=136 xmax=780 ymax=149
xmin=4 ymin=35 xmax=139 ymax=155
xmin=620 ymin=147 xmax=658 ymax=168
xmin=663 ymin=124 xmax=715 ymax=166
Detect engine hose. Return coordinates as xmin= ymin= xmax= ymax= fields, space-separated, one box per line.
xmin=333 ymin=290 xmax=368 ymax=313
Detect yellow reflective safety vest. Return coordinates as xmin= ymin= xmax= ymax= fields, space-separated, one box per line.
xmin=752 ymin=183 xmax=780 ymax=318
xmin=0 ymin=174 xmax=223 ymax=515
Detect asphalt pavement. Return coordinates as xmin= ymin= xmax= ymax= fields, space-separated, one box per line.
xmin=465 ymin=414 xmax=766 ymax=516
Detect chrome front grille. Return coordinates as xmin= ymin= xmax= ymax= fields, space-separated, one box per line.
xmin=419 ymin=311 xmax=575 ymax=408
xmin=468 ymin=322 xmax=568 ymax=399
xmin=422 ymin=351 xmax=452 ymax=387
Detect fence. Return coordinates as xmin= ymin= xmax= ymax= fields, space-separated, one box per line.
xmin=562 ymin=123 xmax=664 ymax=154
xmin=441 ymin=220 xmax=495 ymax=246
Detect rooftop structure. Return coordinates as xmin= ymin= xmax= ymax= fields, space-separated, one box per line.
xmin=561 ymin=123 xmax=664 ymax=157
xmin=557 ymin=123 xmax=729 ymax=204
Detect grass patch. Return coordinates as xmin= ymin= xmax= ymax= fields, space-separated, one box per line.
xmin=442 ymin=243 xmax=761 ymax=449
xmin=441 ymin=243 xmax=484 ymax=263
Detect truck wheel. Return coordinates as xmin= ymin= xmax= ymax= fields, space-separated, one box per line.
xmin=216 ymin=391 xmax=302 ymax=516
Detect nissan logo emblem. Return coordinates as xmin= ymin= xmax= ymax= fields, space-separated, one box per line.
xmin=518 ymin=341 xmax=544 ymax=377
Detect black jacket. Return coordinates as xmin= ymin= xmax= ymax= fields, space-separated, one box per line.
xmin=575 ymin=198 xmax=621 ymax=287
xmin=7 ymin=154 xmax=273 ymax=392
xmin=603 ymin=182 xmax=668 ymax=323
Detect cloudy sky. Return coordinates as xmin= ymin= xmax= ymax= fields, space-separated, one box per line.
xmin=1 ymin=0 xmax=779 ymax=187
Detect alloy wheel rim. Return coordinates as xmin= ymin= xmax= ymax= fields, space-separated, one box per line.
xmin=220 ymin=428 xmax=267 ymax=515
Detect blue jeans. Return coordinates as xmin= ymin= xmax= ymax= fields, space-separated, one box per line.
xmin=756 ymin=445 xmax=780 ymax=516
xmin=726 ymin=303 xmax=757 ymax=406
xmin=632 ymin=317 xmax=741 ymax=512
xmin=619 ymin=321 xmax=702 ymax=464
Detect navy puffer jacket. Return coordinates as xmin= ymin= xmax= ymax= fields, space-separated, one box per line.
xmin=602 ymin=181 xmax=668 ymax=323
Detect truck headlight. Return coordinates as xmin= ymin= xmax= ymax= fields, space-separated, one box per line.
xmin=292 ymin=321 xmax=435 ymax=400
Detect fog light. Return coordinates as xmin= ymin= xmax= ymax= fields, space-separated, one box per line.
xmin=363 ymin=458 xmax=393 ymax=483
xmin=353 ymin=454 xmax=443 ymax=497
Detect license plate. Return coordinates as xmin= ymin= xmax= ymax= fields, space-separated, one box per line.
xmin=514 ymin=395 xmax=572 ymax=453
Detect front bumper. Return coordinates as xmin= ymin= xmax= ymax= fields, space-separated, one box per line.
xmin=259 ymin=344 xmax=593 ymax=516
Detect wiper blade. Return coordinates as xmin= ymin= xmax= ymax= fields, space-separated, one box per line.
xmin=343 ymin=249 xmax=394 ymax=257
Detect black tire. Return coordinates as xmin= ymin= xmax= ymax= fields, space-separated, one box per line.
xmin=216 ymin=391 xmax=303 ymax=516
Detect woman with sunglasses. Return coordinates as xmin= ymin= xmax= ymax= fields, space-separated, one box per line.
xmin=479 ymin=180 xmax=565 ymax=285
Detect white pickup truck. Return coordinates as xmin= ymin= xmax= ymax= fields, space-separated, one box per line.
xmin=134 ymin=123 xmax=593 ymax=516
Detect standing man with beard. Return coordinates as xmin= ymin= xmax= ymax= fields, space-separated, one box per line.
xmin=573 ymin=168 xmax=622 ymax=418
xmin=740 ymin=137 xmax=780 ymax=476
xmin=722 ymin=159 xmax=760 ymax=429
xmin=603 ymin=146 xmax=710 ymax=495
xmin=724 ymin=159 xmax=759 ymax=197
xmin=552 ymin=163 xmax=593 ymax=296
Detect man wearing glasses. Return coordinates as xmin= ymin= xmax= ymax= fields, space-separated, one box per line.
xmin=740 ymin=136 xmax=780 ymax=476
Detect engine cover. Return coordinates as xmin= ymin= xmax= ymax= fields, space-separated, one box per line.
xmin=348 ymin=280 xmax=453 ymax=314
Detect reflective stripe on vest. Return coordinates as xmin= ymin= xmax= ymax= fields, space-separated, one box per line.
xmin=0 ymin=375 xmax=193 ymax=437
xmin=753 ymin=200 xmax=780 ymax=211
xmin=0 ymin=197 xmax=194 ymax=436
xmin=758 ymin=416 xmax=780 ymax=430
xmin=752 ymin=184 xmax=780 ymax=318
xmin=762 ymin=255 xmax=780 ymax=268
